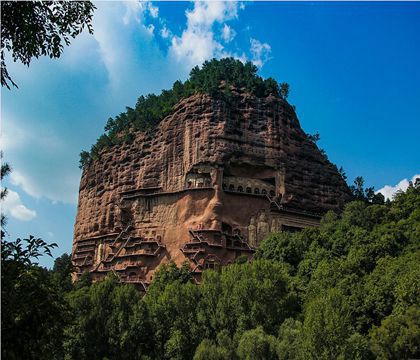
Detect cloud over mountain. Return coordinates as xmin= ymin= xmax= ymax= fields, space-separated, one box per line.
xmin=377 ymin=174 xmax=420 ymax=200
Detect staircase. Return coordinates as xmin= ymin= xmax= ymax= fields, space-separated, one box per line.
xmin=92 ymin=224 xmax=133 ymax=272
xmin=265 ymin=193 xmax=283 ymax=211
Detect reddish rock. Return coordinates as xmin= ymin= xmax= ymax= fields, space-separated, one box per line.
xmin=72 ymin=90 xmax=351 ymax=288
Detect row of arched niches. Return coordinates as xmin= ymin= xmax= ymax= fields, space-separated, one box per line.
xmin=184 ymin=172 xmax=278 ymax=198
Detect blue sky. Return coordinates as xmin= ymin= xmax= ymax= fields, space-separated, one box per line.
xmin=1 ymin=1 xmax=419 ymax=267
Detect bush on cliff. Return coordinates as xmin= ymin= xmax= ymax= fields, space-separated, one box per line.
xmin=79 ymin=58 xmax=290 ymax=168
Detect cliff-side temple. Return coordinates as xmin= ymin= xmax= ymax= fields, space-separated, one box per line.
xmin=72 ymin=82 xmax=351 ymax=289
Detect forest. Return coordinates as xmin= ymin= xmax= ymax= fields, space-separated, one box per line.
xmin=79 ymin=58 xmax=290 ymax=168
xmin=2 ymin=179 xmax=419 ymax=360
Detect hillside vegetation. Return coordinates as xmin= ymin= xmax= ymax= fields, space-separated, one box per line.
xmin=80 ymin=58 xmax=290 ymax=168
xmin=2 ymin=180 xmax=419 ymax=359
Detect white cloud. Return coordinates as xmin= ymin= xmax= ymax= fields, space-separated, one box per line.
xmin=147 ymin=2 xmax=159 ymax=18
xmin=171 ymin=30 xmax=223 ymax=68
xmin=92 ymin=2 xmax=170 ymax=96
xmin=377 ymin=174 xmax=420 ymax=200
xmin=0 ymin=117 xmax=28 ymax=152
xmin=250 ymin=38 xmax=272 ymax=67
xmin=169 ymin=1 xmax=241 ymax=70
xmin=123 ymin=2 xmax=158 ymax=24
xmin=1 ymin=113 xmax=80 ymax=204
xmin=160 ymin=25 xmax=171 ymax=39
xmin=10 ymin=171 xmax=40 ymax=199
xmin=1 ymin=114 xmax=62 ymax=153
xmin=186 ymin=1 xmax=238 ymax=28
xmin=221 ymin=24 xmax=236 ymax=43
xmin=235 ymin=52 xmax=248 ymax=64
xmin=123 ymin=1 xmax=143 ymax=25
xmin=94 ymin=2 xmax=153 ymax=89
xmin=2 ymin=189 xmax=37 ymax=221
xmin=10 ymin=168 xmax=79 ymax=205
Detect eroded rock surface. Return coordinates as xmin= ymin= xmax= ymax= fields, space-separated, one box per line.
xmin=72 ymin=90 xmax=351 ymax=288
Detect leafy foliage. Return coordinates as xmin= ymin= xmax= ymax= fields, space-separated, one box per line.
xmin=193 ymin=338 xmax=231 ymax=360
xmin=255 ymin=179 xmax=420 ymax=359
xmin=2 ymin=177 xmax=418 ymax=359
xmin=350 ymin=176 xmax=385 ymax=204
xmin=1 ymin=235 xmax=57 ymax=265
xmin=79 ymin=58 xmax=291 ymax=168
xmin=370 ymin=305 xmax=420 ymax=359
xmin=1 ymin=236 xmax=65 ymax=360
xmin=1 ymin=1 xmax=95 ymax=89
xmin=64 ymin=274 xmax=153 ymax=360
xmin=306 ymin=131 xmax=320 ymax=143
xmin=236 ymin=327 xmax=278 ymax=360
xmin=1 ymin=151 xmax=11 ymax=238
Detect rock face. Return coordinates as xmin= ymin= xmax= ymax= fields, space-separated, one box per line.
xmin=72 ymin=89 xmax=351 ymax=288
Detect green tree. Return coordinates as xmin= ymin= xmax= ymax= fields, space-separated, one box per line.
xmin=370 ymin=305 xmax=420 ymax=359
xmin=51 ymin=252 xmax=74 ymax=292
xmin=64 ymin=274 xmax=151 ymax=360
xmin=1 ymin=1 xmax=96 ymax=88
xmin=341 ymin=332 xmax=373 ymax=360
xmin=198 ymin=260 xmax=298 ymax=338
xmin=307 ymin=131 xmax=320 ymax=143
xmin=349 ymin=176 xmax=383 ymax=204
xmin=1 ymin=236 xmax=65 ymax=360
xmin=79 ymin=150 xmax=91 ymax=169
xmin=1 ymin=151 xmax=11 ymax=239
xmin=338 ymin=166 xmax=348 ymax=181
xmin=255 ymin=231 xmax=309 ymax=273
xmin=300 ymin=289 xmax=353 ymax=359
xmin=277 ymin=318 xmax=303 ymax=360
xmin=146 ymin=261 xmax=192 ymax=297
xmin=145 ymin=279 xmax=201 ymax=359
xmin=357 ymin=252 xmax=420 ymax=332
xmin=280 ymin=82 xmax=290 ymax=99
xmin=193 ymin=339 xmax=231 ymax=360
xmin=236 ymin=326 xmax=278 ymax=360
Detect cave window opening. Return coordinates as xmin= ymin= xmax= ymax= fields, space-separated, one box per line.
xmin=282 ymin=225 xmax=302 ymax=233
xmin=261 ymin=189 xmax=267 ymax=195
xmin=204 ymin=262 xmax=215 ymax=270
xmin=262 ymin=177 xmax=276 ymax=186
xmin=254 ymin=188 xmax=260 ymax=194
xmin=229 ymin=184 xmax=235 ymax=192
xmin=237 ymin=185 xmax=244 ymax=193
xmin=246 ymin=187 xmax=252 ymax=194
xmin=222 ymin=222 xmax=232 ymax=234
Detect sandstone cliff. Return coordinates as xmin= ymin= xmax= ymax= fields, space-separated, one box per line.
xmin=72 ymin=88 xmax=351 ymax=287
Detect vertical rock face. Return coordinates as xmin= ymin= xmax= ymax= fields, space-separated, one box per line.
xmin=72 ymin=89 xmax=351 ymax=288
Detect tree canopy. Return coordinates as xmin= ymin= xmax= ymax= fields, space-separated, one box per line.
xmin=2 ymin=177 xmax=418 ymax=359
xmin=1 ymin=1 xmax=95 ymax=89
